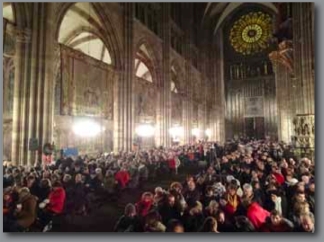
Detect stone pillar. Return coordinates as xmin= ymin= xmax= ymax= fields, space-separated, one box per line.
xmin=114 ymin=3 xmax=134 ymax=152
xmin=161 ymin=3 xmax=171 ymax=147
xmin=292 ymin=3 xmax=314 ymax=115
xmin=269 ymin=44 xmax=295 ymax=143
xmin=213 ymin=31 xmax=226 ymax=143
xmin=11 ymin=27 xmax=32 ymax=165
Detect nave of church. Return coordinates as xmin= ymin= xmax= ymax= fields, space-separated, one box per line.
xmin=3 ymin=2 xmax=315 ymax=233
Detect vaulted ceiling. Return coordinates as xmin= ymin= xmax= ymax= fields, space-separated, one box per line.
xmin=58 ymin=2 xmax=112 ymax=65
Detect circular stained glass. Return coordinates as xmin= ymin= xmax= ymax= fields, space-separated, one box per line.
xmin=230 ymin=12 xmax=272 ymax=55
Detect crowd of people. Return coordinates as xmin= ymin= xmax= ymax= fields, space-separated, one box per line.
xmin=3 ymin=138 xmax=315 ymax=233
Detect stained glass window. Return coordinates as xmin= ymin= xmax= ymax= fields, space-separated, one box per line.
xmin=229 ymin=12 xmax=272 ymax=55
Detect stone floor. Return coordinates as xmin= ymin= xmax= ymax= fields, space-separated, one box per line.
xmin=49 ymin=166 xmax=197 ymax=232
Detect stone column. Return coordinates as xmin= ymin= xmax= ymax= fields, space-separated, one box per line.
xmin=292 ymin=3 xmax=314 ymax=115
xmin=161 ymin=3 xmax=171 ymax=147
xmin=114 ymin=3 xmax=134 ymax=152
xmin=11 ymin=27 xmax=32 ymax=165
xmin=213 ymin=31 xmax=226 ymax=143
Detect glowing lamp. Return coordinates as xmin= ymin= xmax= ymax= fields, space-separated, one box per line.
xmin=169 ymin=126 xmax=184 ymax=137
xmin=135 ymin=124 xmax=155 ymax=137
xmin=191 ymin=128 xmax=200 ymax=137
xmin=72 ymin=120 xmax=104 ymax=137
xmin=205 ymin=129 xmax=212 ymax=137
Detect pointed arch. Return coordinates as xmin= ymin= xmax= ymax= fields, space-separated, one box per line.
xmin=55 ymin=2 xmax=122 ymax=69
xmin=170 ymin=59 xmax=185 ymax=94
xmin=134 ymin=38 xmax=161 ymax=84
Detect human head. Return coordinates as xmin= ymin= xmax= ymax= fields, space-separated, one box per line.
xmin=75 ymin=173 xmax=82 ymax=183
xmin=40 ymin=178 xmax=51 ymax=188
xmin=63 ymin=174 xmax=72 ymax=183
xmin=216 ymin=210 xmax=225 ymax=223
xmin=201 ymin=217 xmax=218 ymax=232
xmin=166 ymin=219 xmax=184 ymax=233
xmin=124 ymin=203 xmax=136 ymax=217
xmin=228 ymin=183 xmax=238 ymax=196
xmin=300 ymin=213 xmax=315 ymax=232
xmin=270 ymin=210 xmax=282 ymax=226
xmin=167 ymin=194 xmax=176 ymax=207
xmin=243 ymin=183 xmax=253 ymax=197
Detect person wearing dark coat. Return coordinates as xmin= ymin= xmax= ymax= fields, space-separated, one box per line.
xmin=158 ymin=194 xmax=181 ymax=225
xmin=215 ymin=210 xmax=235 ymax=232
xmin=114 ymin=203 xmax=141 ymax=232
xmin=5 ymin=187 xmax=38 ymax=232
xmin=182 ymin=201 xmax=205 ymax=232
xmin=183 ymin=182 xmax=201 ymax=208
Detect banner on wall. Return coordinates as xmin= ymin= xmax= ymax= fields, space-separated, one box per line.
xmin=244 ymin=96 xmax=264 ymax=117
xmin=63 ymin=147 xmax=79 ymax=157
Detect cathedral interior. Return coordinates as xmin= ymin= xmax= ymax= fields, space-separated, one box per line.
xmin=3 ymin=2 xmax=314 ymax=165
xmin=2 ymin=2 xmax=316 ymax=233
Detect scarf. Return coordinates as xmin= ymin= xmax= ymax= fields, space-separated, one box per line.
xmin=226 ymin=193 xmax=238 ymax=209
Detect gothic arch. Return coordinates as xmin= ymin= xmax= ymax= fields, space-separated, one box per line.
xmin=55 ymin=2 xmax=122 ymax=69
xmin=170 ymin=59 xmax=185 ymax=94
xmin=134 ymin=38 xmax=161 ymax=84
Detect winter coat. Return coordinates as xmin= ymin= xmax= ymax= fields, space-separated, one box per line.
xmin=47 ymin=187 xmax=66 ymax=214
xmin=115 ymin=170 xmax=130 ymax=188
xmin=246 ymin=202 xmax=270 ymax=229
xmin=16 ymin=194 xmax=37 ymax=228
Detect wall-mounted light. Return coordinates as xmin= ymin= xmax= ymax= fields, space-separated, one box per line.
xmin=169 ymin=126 xmax=184 ymax=138
xmin=205 ymin=129 xmax=212 ymax=137
xmin=72 ymin=119 xmax=104 ymax=137
xmin=135 ymin=124 xmax=155 ymax=137
xmin=191 ymin=128 xmax=201 ymax=137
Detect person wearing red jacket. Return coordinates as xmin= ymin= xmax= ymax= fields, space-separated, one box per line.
xmin=38 ymin=181 xmax=66 ymax=227
xmin=246 ymin=200 xmax=270 ymax=230
xmin=47 ymin=181 xmax=66 ymax=214
xmin=168 ymin=155 xmax=176 ymax=176
xmin=135 ymin=192 xmax=154 ymax=218
xmin=115 ymin=167 xmax=130 ymax=190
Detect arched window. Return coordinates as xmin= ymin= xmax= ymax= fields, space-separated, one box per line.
xmin=135 ymin=44 xmax=154 ymax=83
xmin=58 ymin=3 xmax=112 ymax=65
xmin=171 ymin=65 xmax=180 ymax=93
xmin=3 ymin=3 xmax=14 ymax=23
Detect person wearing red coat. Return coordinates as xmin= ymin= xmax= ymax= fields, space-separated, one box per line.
xmin=135 ymin=192 xmax=154 ymax=217
xmin=115 ymin=168 xmax=130 ymax=189
xmin=246 ymin=201 xmax=270 ymax=230
xmin=47 ymin=182 xmax=66 ymax=214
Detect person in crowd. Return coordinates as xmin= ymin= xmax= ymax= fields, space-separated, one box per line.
xmin=165 ymin=219 xmax=184 ymax=233
xmin=260 ymin=209 xmax=294 ymax=232
xmin=114 ymin=203 xmax=141 ymax=232
xmin=158 ymin=193 xmax=182 ymax=225
xmin=182 ymin=201 xmax=205 ymax=232
xmin=136 ymin=192 xmax=154 ymax=218
xmin=199 ymin=216 xmax=220 ymax=233
xmin=143 ymin=210 xmax=166 ymax=232
xmin=295 ymin=213 xmax=315 ymax=233
xmin=2 ymin=138 xmax=316 ymax=233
